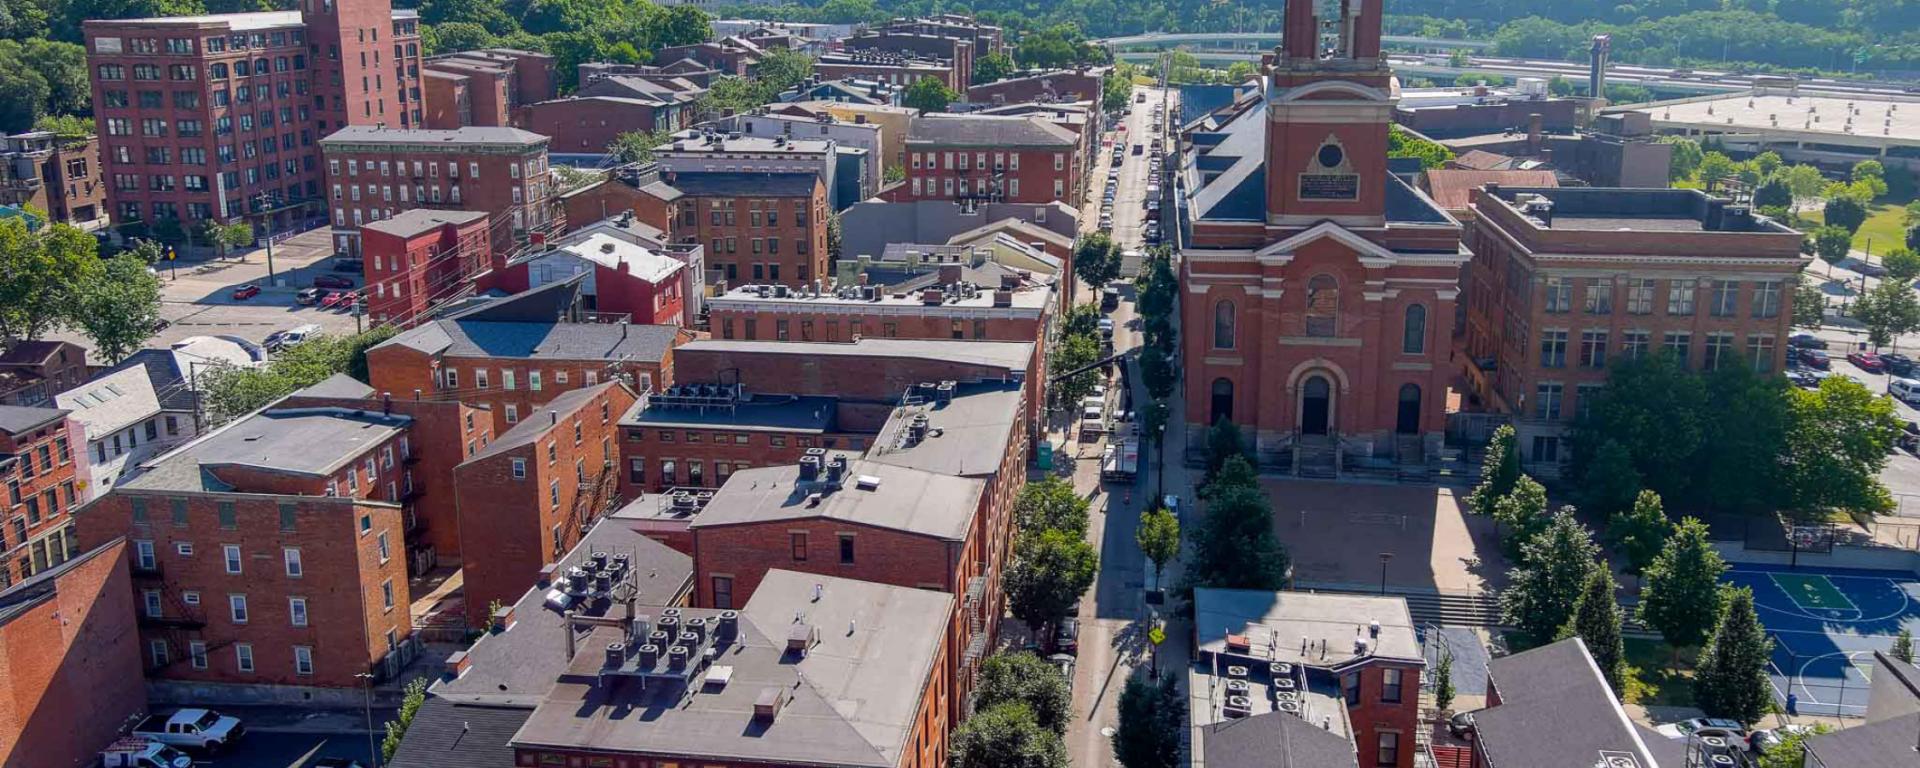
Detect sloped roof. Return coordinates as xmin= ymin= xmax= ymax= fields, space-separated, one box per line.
xmin=1203 ymin=710 xmax=1358 ymax=768
xmin=907 ymin=114 xmax=1078 ymax=148
xmin=1421 ymin=169 xmax=1560 ymax=211
xmin=55 ymin=366 xmax=162 ymax=439
xmin=1471 ymin=638 xmax=1660 ymax=768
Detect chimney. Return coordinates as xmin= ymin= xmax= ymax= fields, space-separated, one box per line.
xmin=922 ymin=288 xmax=945 ymax=304
xmin=444 ymin=649 xmax=472 ymax=678
xmin=754 ymin=687 xmax=787 ymax=722
xmin=993 ymin=289 xmax=1013 ymax=307
xmin=382 ymin=392 xmax=392 ymax=415
xmin=938 ymin=263 xmax=963 ymax=284
xmin=1526 ymin=113 xmax=1543 ymax=153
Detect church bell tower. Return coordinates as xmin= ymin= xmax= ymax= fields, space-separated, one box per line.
xmin=1263 ymin=0 xmax=1398 ymax=227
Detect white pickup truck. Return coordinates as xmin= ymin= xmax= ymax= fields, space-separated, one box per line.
xmin=100 ymin=737 xmax=194 ymax=768
xmin=131 ymin=708 xmax=246 ymax=751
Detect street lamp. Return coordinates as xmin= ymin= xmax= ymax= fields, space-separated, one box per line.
xmin=1377 ymin=552 xmax=1394 ymax=595
xmin=354 ymin=671 xmax=379 ymax=767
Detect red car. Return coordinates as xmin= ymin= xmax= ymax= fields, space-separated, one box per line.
xmin=313 ymin=274 xmax=354 ymax=289
xmin=319 ymin=291 xmax=347 ymax=309
xmin=1847 ymin=351 xmax=1886 ymax=373
xmin=231 ymin=284 xmax=261 ymax=300
xmin=1802 ymin=349 xmax=1832 ymax=370
xmin=337 ymin=290 xmax=362 ymax=311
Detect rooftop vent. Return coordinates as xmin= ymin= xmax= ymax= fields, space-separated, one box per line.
xmin=787 ymin=621 xmax=817 ymax=653
xmin=754 ymin=687 xmax=787 ymax=721
xmin=855 ymin=474 xmax=882 ymax=490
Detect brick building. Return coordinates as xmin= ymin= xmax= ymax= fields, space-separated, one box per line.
xmin=815 ymin=50 xmax=960 ymax=91
xmin=1 ymin=406 xmax=90 ymax=588
xmin=366 ymin=280 xmax=691 ymax=433
xmin=74 ymin=405 xmax=420 ymax=699
xmin=656 ymin=36 xmax=771 ymax=76
xmin=542 ymin=206 xmax=707 ymax=326
xmin=84 ymin=2 xmax=425 ymax=234
xmin=905 ymin=114 xmax=1084 ymax=206
xmin=451 ymin=381 xmax=636 ymax=618
xmin=521 ymin=94 xmax=698 ymax=157
xmin=1 ymin=131 xmax=108 ymax=230
xmin=577 ymin=59 xmax=720 ymax=90
xmin=843 ymin=30 xmax=973 ymax=91
xmin=1460 ymin=186 xmax=1806 ymax=474
xmin=656 ymin=129 xmax=865 ymax=211
xmin=521 ymin=231 xmax=686 ymax=326
xmin=1175 ymin=0 xmax=1468 ymax=476
xmin=319 ymin=125 xmax=554 ymax=258
xmin=422 ymin=48 xmax=555 ymax=129
xmin=358 ymin=208 xmax=491 ymax=327
xmin=1192 ymin=590 xmax=1425 ymax=768
xmin=0 ymin=340 xmax=92 ymax=408
xmin=0 ymin=539 xmax=145 ymax=768
xmin=666 ymin=171 xmax=829 ymax=288
xmin=55 ymin=365 xmax=199 ymax=495
xmin=1443 ymin=637 xmax=1680 ymax=768
xmin=722 ymin=110 xmax=887 ymax=190
xmin=966 ymin=68 xmax=1105 ymax=106
xmin=881 ymin=14 xmax=1005 ymax=57
xmin=837 ymin=198 xmax=1077 ymax=266
xmin=775 ymin=101 xmax=915 ymax=171
xmin=614 ymin=388 xmax=854 ymax=500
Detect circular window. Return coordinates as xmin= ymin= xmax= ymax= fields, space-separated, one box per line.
xmin=1316 ymin=143 xmax=1345 ymax=168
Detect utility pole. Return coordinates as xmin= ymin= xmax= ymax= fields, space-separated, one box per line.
xmin=254 ymin=193 xmax=277 ymax=286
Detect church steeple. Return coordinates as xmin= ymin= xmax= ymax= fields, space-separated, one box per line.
xmin=1263 ymin=0 xmax=1396 ymax=225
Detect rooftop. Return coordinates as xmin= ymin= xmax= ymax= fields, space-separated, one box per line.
xmin=320 ymin=125 xmax=549 ymax=148
xmin=0 ymin=539 xmax=124 ymax=626
xmin=123 ymin=407 xmax=409 ymax=492
xmin=53 ymin=366 xmax=163 ymax=439
xmin=708 ymin=266 xmax=1051 ymax=313
xmin=677 ymin=338 xmax=1032 ymax=375
xmin=865 ymin=382 xmax=1022 ymax=478
xmin=907 ymin=114 xmax=1079 ymax=148
xmin=690 ymin=456 xmax=984 ymax=541
xmin=619 ymin=388 xmax=838 ymax=434
xmin=1627 ymin=91 xmax=1920 ymax=145
xmin=0 ymin=404 xmax=68 ymax=436
xmin=1420 ymin=169 xmax=1559 ymax=211
xmin=1470 ymin=638 xmax=1665 ymax=768
xmin=661 ymin=131 xmax=835 ymax=155
xmin=509 ymin=570 xmax=951 ymax=767
xmin=1478 ymin=186 xmax=1801 ymax=234
xmin=291 ymin=372 xmax=378 ymax=400
xmin=361 ymin=208 xmax=488 ymax=239
xmin=555 ymin=233 xmax=685 ymax=285
xmin=659 ymin=171 xmax=820 ymax=198
xmin=1193 ymin=589 xmax=1422 ymax=668
xmin=468 ymin=382 xmax=626 ymax=463
xmin=1201 ymin=710 xmax=1358 ymax=768
xmin=85 ymin=9 xmax=303 ymax=29
xmin=374 ymin=282 xmax=684 ymax=364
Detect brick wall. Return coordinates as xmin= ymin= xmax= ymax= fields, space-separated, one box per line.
xmin=0 ymin=539 xmax=144 ymax=768
xmin=679 ymin=183 xmax=829 ymax=288
xmin=904 ymin=146 xmax=1081 ymax=206
xmin=366 ymin=343 xmax=679 ymax=435
xmin=2 ymin=415 xmax=90 ymax=586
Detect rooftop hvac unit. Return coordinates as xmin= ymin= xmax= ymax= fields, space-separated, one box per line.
xmin=1226 ymin=679 xmax=1249 ymax=695
xmin=661 ymin=607 xmax=682 ymax=618
xmin=1269 ymin=662 xmax=1293 ymax=677
xmin=1272 ymin=678 xmax=1297 ymax=692
xmin=1277 ymin=700 xmax=1302 ymax=714
xmin=1226 ymin=665 xmax=1249 ymax=680
xmin=1274 ymin=691 xmax=1299 ymax=704
xmin=1708 ymin=756 xmax=1735 ymax=767
xmin=603 ymin=642 xmax=627 ymax=669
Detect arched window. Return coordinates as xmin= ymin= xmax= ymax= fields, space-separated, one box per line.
xmin=1403 ymin=304 xmax=1427 ymax=354
xmin=1306 ymin=275 xmax=1339 ymax=337
xmin=1213 ymin=301 xmax=1237 ymax=350
xmin=1210 ymin=378 xmax=1234 ymax=426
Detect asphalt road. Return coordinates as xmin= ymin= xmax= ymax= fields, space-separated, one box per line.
xmin=189 ymin=732 xmax=379 ymax=768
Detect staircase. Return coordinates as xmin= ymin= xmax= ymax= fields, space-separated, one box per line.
xmin=1430 ymin=745 xmax=1474 ymax=768
xmin=1399 ymin=591 xmax=1504 ymax=628
xmin=1294 ymin=436 xmax=1338 ymax=479
xmin=1395 ymin=435 xmax=1432 ymax=483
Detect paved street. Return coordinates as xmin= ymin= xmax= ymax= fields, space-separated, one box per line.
xmin=199 ymin=732 xmax=381 ymax=768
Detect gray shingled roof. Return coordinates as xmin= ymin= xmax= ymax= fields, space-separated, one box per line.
xmin=1471 ymin=638 xmax=1660 ymax=768
xmin=121 ymin=407 xmax=411 ymax=491
xmin=0 ymin=404 xmax=67 ymax=435
xmin=292 ymin=373 xmax=378 ymax=400
xmin=465 ymin=382 xmax=627 ymax=462
xmin=907 ymin=114 xmax=1078 ymax=148
xmin=663 ymin=172 xmax=820 ymax=198
xmin=1203 ymin=710 xmax=1359 ymax=768
xmin=377 ymin=317 xmax=682 ymax=365
xmin=385 ymin=699 xmax=527 ymax=768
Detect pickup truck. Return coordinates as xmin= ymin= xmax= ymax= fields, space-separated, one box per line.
xmin=132 ymin=708 xmax=245 ymax=750
xmin=100 ymin=737 xmax=194 ymax=768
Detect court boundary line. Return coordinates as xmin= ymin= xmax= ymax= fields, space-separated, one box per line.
xmin=1767 ymin=572 xmax=1860 ymax=615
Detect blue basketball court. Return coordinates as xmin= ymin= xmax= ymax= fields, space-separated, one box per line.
xmin=1724 ymin=563 xmax=1920 ymax=717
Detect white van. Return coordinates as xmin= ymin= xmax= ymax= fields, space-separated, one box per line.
xmin=1891 ymin=378 xmax=1920 ymax=405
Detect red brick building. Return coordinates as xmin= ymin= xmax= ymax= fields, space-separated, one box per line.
xmin=83 ymin=3 xmax=425 ymax=234
xmin=422 ymin=48 xmax=556 ymax=129
xmin=844 ymin=29 xmax=974 ymax=90
xmin=905 ymin=114 xmax=1083 ymax=206
xmin=1176 ymin=0 xmax=1466 ymax=476
xmin=1 ymin=406 xmax=91 ymax=587
xmin=542 ymin=206 xmax=708 ymax=326
xmin=319 ymin=125 xmax=554 ymax=258
xmin=816 ymin=50 xmax=960 ymax=91
xmin=452 ymin=381 xmax=635 ymax=617
xmin=366 ymin=280 xmax=691 ymax=434
xmin=1460 ymin=186 xmax=1806 ymax=474
xmin=1 ymin=131 xmax=108 ymax=231
xmin=358 ymin=208 xmax=491 ymax=327
xmin=522 ymin=231 xmax=686 ymax=326
xmin=0 ymin=341 xmax=92 ymax=408
xmin=668 ymin=171 xmax=830 ymax=287
xmin=74 ymin=405 xmax=419 ymax=698
xmin=0 ymin=538 xmax=146 ymax=768
xmin=966 ymin=68 xmax=1104 ymax=105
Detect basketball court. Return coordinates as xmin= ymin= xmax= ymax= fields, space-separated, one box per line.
xmin=1724 ymin=563 xmax=1920 ymax=717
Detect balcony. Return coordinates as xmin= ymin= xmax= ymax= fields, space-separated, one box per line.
xmin=131 ymin=561 xmax=163 ymax=578
xmin=138 ymin=612 xmax=207 ymax=629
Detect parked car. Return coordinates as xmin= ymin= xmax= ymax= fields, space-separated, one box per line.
xmin=1893 ymin=378 xmax=1920 ymax=405
xmin=265 ymin=323 xmax=323 ymax=352
xmin=1787 ymin=369 xmax=1827 ymax=388
xmin=152 ymin=317 xmax=171 ymax=333
xmin=1446 ymin=712 xmax=1476 ymax=739
xmin=100 ymin=738 xmax=194 ymax=768
xmin=336 ymin=290 xmax=362 ymax=311
xmin=1132 ymin=144 xmax=1144 ymax=155
xmin=1048 ymin=653 xmax=1076 ymax=693
xmin=1883 ymin=353 xmax=1916 ymax=376
xmin=1654 ymin=717 xmax=1745 ymax=741
xmin=332 ymin=257 xmax=364 ymax=273
xmin=1052 ymin=616 xmax=1080 ymax=654
xmin=230 ymin=284 xmax=261 ymax=300
xmin=1847 ymin=350 xmax=1886 ymax=372
xmin=319 ymin=291 xmax=348 ymax=309
xmin=296 ymin=287 xmax=324 ymax=305
xmin=131 ymin=708 xmax=246 ymax=751
xmin=1101 ymin=287 xmax=1121 ymax=311
xmin=313 ymin=273 xmax=354 ymax=289
xmin=1801 ymin=349 xmax=1832 ymax=370
xmin=1789 ymin=333 xmax=1828 ymax=349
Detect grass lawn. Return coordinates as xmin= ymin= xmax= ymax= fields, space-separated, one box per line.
xmin=1623 ymin=637 xmax=1700 ymax=707
xmin=1801 ymin=202 xmax=1912 ymax=253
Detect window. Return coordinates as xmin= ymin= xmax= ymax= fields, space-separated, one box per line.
xmin=150 ymin=640 xmax=169 ymax=668
xmin=1535 ymin=382 xmax=1564 ymax=420
xmin=1579 ymin=330 xmax=1608 ymax=368
xmin=229 ymin=594 xmax=249 ymax=623
xmin=1621 ymin=330 xmax=1649 ymax=361
xmin=1539 ymin=329 xmax=1568 ymax=368
xmin=503 ymin=369 xmax=515 ymax=390
xmin=1584 ymin=281 xmax=1612 ymax=314
xmin=1402 ymin=305 xmax=1426 ymax=354
xmin=1704 ymin=332 xmax=1735 ymax=371
xmin=838 ymin=534 xmax=856 ymax=564
xmin=283 ymin=547 xmax=302 ymax=577
xmin=1377 ymin=732 xmax=1400 ymax=767
xmin=1381 ymin=668 xmax=1404 ymax=703
xmin=176 ymin=541 xmax=193 ymax=556
xmin=217 ymin=501 xmax=236 ymax=529
xmin=1532 ymin=435 xmax=1560 ymax=463
xmin=1305 ymin=275 xmax=1338 ymax=337
xmin=790 ymin=532 xmax=808 ymax=561
xmin=530 ymin=371 xmax=542 ymax=391
xmin=1626 ymin=278 xmax=1655 ymax=314
xmin=442 ymin=368 xmax=457 ymax=389
xmin=476 ymin=369 xmax=489 ymax=389
xmin=190 ymin=641 xmax=207 ymax=669
xmin=712 ymin=575 xmax=734 ymax=609
xmin=294 ymin=646 xmax=313 ymax=675
xmin=1576 ymin=383 xmax=1603 ymax=422
xmin=1749 ymin=335 xmax=1777 ymax=372
xmin=235 ymin=644 xmax=254 ymax=673
xmin=135 ymin=540 xmax=156 ymax=570
xmin=1212 ymin=301 xmax=1236 ymax=350
xmin=505 ymin=404 xmax=519 ymax=424
xmin=1752 ymin=281 xmax=1782 ymax=319
xmin=144 ymin=589 xmax=163 ymax=617
xmin=1663 ymin=331 xmax=1692 ymax=367
xmin=1710 ymin=279 xmax=1739 ymax=317
xmin=1667 ymin=279 xmax=1696 ymax=316
xmin=377 ymin=532 xmax=391 ymax=562
xmin=289 ymin=597 xmax=308 ymax=627
xmin=1342 ymin=672 xmax=1360 ymax=705
xmin=381 ymin=579 xmax=394 ymax=610
xmin=1543 ymin=276 xmax=1572 ymax=313
xmin=222 ymin=544 xmax=242 ymax=574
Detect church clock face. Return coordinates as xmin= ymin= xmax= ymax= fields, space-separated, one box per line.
xmin=1299 ymin=134 xmax=1360 ymax=201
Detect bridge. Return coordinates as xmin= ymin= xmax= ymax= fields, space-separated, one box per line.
xmin=1095 ymin=31 xmax=1494 ymax=51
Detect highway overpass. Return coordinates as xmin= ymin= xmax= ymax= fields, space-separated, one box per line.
xmin=1096 ymin=31 xmax=1493 ymax=50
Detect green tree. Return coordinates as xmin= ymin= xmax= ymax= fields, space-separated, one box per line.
xmin=608 ymin=129 xmax=672 ymax=164
xmin=1135 ymin=506 xmax=1180 ymax=587
xmin=1824 ymin=194 xmax=1869 ymax=234
xmin=1758 ymin=725 xmax=1830 ymax=768
xmin=1910 ymin=224 xmax=1920 ymax=254
xmin=1754 ymin=150 xmax=1784 ymax=178
xmin=1781 ymin=375 xmax=1902 ymax=517
xmin=1004 ymin=529 xmax=1098 ymax=636
xmin=1795 ymin=274 xmax=1827 ymax=328
xmin=1853 ymin=278 xmax=1920 ymax=350
xmin=32 ymin=113 xmax=93 ymax=140
xmin=1434 ymin=648 xmax=1456 ymax=711
xmin=1637 ymin=517 xmax=1729 ymax=649
xmin=1467 ymin=424 xmax=1522 ymax=518
xmin=1852 ymin=159 xmax=1885 ymax=184
xmin=421 ymin=21 xmax=499 ymax=55
xmin=1386 ymin=125 xmax=1454 ymax=170
xmin=1813 ymin=226 xmax=1853 ymax=274
xmin=1138 ymin=344 xmax=1174 ymax=401
xmin=974 ymin=51 xmax=1017 ymax=84
xmin=1016 ymin=477 xmax=1092 ymax=537
xmin=1693 ymin=587 xmax=1773 ymax=726
xmin=976 ymin=652 xmax=1073 ymax=734
xmin=754 ymin=48 xmax=815 ymax=92
xmin=1573 ymin=352 xmax=1707 ymax=502
xmin=1608 ymin=490 xmax=1673 ymax=577
xmin=1702 ymin=361 xmax=1791 ymax=514
xmin=1697 ymin=151 xmax=1737 ymax=192
xmin=1662 ymin=137 xmax=1703 ymax=183
xmin=198 ymin=326 xmax=397 ymax=426
xmin=1203 ymin=419 xmax=1250 ymax=480
xmin=1062 ymin=302 xmax=1101 ymax=339
xmin=1546 ymin=75 xmax=1575 ymax=96
xmin=1113 ymin=673 xmax=1182 ymax=768
xmin=1074 ymin=231 xmax=1121 ymax=290
xmin=0 ymin=216 xmax=96 ymax=342
xmin=1185 ymin=471 xmax=1287 ymax=593
xmin=1101 ymin=67 xmax=1132 ymax=111
xmin=1500 ymin=507 xmax=1600 ymax=644
xmin=657 ymin=5 xmax=711 ymax=48
xmin=1884 ymin=248 xmax=1920 ymax=283
xmin=381 ymin=677 xmax=429 ymax=759
xmin=1894 ymin=628 xmax=1915 ymax=664
xmin=1493 ymin=477 xmax=1552 ymax=559
xmin=950 ymin=703 xmax=1068 ymax=768
xmin=1577 ymin=439 xmax=1640 ymax=520
xmin=903 ymin=77 xmax=958 ymax=113
xmin=1753 ymin=176 xmax=1793 ymax=209
xmin=1560 ymin=568 xmax=1628 ymax=694
xmin=72 ymin=250 xmax=162 ymax=364
xmin=1783 ymin=164 xmax=1828 ymax=205
xmin=1052 ymin=332 xmax=1102 ymax=406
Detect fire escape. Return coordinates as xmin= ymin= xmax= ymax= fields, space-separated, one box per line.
xmin=567 ymin=459 xmax=620 ymax=546
xmin=131 ymin=562 xmax=231 ymax=674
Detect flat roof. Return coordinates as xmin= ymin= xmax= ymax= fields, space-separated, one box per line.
xmin=865 ymin=383 xmax=1021 ymax=478
xmin=1481 ymin=186 xmax=1801 ymax=234
xmin=122 ymin=407 xmax=410 ymax=491
xmin=619 ymin=392 xmax=838 ymax=433
xmin=707 ymin=278 xmax=1050 ymax=313
xmin=361 ymin=209 xmax=487 ymax=238
xmin=1628 ymin=91 xmax=1920 ymax=146
xmin=689 ymin=457 xmax=984 ymax=541
xmin=677 ymin=338 xmax=1033 ymax=375
xmin=86 ymin=10 xmax=302 ymax=29
xmin=1193 ymin=589 xmax=1422 ymax=667
xmin=321 ymin=125 xmax=549 ymax=148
